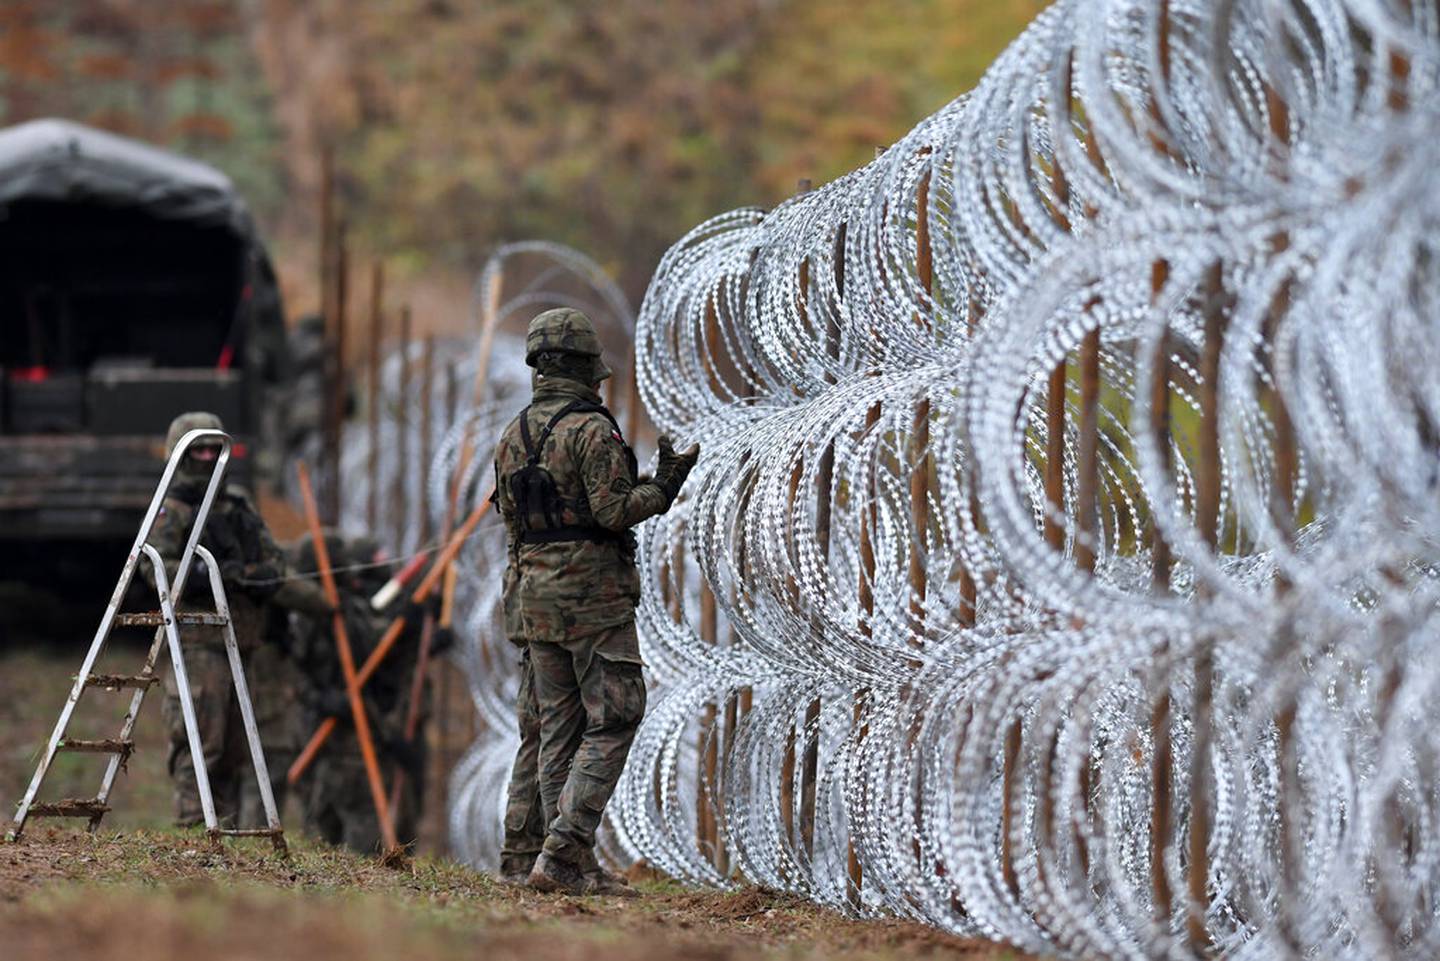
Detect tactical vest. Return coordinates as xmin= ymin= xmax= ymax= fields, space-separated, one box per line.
xmin=510 ymin=399 xmax=637 ymax=545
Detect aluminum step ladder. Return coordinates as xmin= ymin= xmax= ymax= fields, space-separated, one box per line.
xmin=6 ymin=428 xmax=287 ymax=854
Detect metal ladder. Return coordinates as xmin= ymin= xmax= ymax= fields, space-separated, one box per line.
xmin=7 ymin=428 xmax=287 ymax=854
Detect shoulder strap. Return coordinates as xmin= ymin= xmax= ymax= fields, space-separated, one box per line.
xmin=517 ymin=405 xmax=537 ymax=460
xmin=527 ymin=400 xmax=613 ymax=464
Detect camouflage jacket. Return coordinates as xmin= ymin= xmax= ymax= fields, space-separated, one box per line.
xmin=146 ymin=482 xmax=327 ymax=652
xmin=494 ymin=375 xmax=667 ymax=645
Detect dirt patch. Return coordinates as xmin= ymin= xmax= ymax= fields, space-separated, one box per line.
xmin=0 ymin=830 xmax=1033 ymax=961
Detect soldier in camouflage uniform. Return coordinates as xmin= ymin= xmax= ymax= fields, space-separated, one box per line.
xmin=147 ymin=412 xmax=331 ymax=828
xmin=290 ymin=532 xmax=424 ymax=853
xmin=494 ymin=309 xmax=699 ymax=896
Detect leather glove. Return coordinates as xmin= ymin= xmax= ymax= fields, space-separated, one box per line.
xmin=219 ymin=559 xmax=246 ymax=585
xmin=239 ymin=560 xmax=282 ymax=601
xmin=654 ymin=435 xmax=700 ymax=506
xmin=273 ymin=578 xmax=335 ymax=618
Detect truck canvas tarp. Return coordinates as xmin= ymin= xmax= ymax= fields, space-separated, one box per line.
xmin=0 ymin=118 xmax=288 ymax=543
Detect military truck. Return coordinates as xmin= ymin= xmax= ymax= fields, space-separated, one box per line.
xmin=0 ymin=119 xmax=291 ymax=608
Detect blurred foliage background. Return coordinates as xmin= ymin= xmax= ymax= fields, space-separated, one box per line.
xmin=0 ymin=0 xmax=1039 ymax=320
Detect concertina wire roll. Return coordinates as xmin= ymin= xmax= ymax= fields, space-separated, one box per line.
xmin=339 ymin=0 xmax=1440 ymax=957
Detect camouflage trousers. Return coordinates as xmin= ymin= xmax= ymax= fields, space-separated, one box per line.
xmin=529 ymin=621 xmax=647 ymax=863
xmin=162 ymin=645 xmax=247 ymax=828
xmin=501 ymin=648 xmax=545 ymax=875
xmin=303 ymin=733 xmax=421 ymax=854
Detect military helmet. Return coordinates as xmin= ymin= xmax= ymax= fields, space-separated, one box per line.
xmin=166 ymin=411 xmax=225 ymax=458
xmin=291 ymin=529 xmax=348 ymax=575
xmin=525 ymin=308 xmax=604 ymax=365
xmin=346 ymin=535 xmax=385 ymax=568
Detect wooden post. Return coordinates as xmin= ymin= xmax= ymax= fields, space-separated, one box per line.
xmin=445 ymin=361 xmax=460 ymax=430
xmin=1149 ymin=265 xmax=1174 ymax=590
xmin=1007 ymin=347 xmax=1069 ymax=895
xmin=694 ymin=292 xmax=726 ymax=871
xmin=1149 ymin=257 xmax=1176 ymax=922
xmin=798 ymin=697 xmax=821 ymax=859
xmin=1183 ymin=261 xmax=1224 ymax=949
xmin=780 ymin=721 xmax=798 ymax=851
xmin=1000 ymin=717 xmax=1023 ymax=897
xmin=717 ymin=685 xmax=738 ymax=879
xmin=908 ymin=168 xmax=933 ymax=635
xmin=322 ymin=215 xmax=349 ymax=526
xmin=318 ymin=146 xmax=336 ymax=516
xmin=1074 ymin=326 xmax=1101 ymax=573
xmin=366 ymin=261 xmax=385 ymax=531
xmin=1196 ymin=264 xmax=1224 ymax=549
xmin=391 ymin=307 xmax=413 ymax=552
xmin=699 ymin=581 xmax=720 ymax=867
xmin=1071 ymin=314 xmax=1102 ymax=884
xmin=800 ymin=180 xmax=823 ymax=864
xmin=419 ymin=334 xmax=436 ymax=547
xmin=1043 ymin=362 xmax=1068 ymax=552
xmin=1387 ymin=47 xmax=1411 ymax=113
xmin=331 ymin=229 xmax=349 ymax=525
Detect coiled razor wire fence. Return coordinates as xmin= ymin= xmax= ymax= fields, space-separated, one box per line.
xmin=340 ymin=0 xmax=1440 ymax=956
xmin=617 ymin=0 xmax=1438 ymax=957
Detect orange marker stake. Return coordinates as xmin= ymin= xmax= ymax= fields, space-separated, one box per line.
xmin=296 ymin=463 xmax=398 ymax=853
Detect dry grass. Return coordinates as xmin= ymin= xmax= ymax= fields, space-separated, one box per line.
xmin=1 ymin=829 xmax=1030 ymax=961
xmin=3 ymin=649 xmax=1033 ymax=961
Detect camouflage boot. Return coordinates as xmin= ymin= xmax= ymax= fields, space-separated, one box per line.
xmin=577 ymin=848 xmax=636 ymax=898
xmin=527 ymin=850 xmax=586 ymax=895
xmin=499 ymin=853 xmax=538 ymax=886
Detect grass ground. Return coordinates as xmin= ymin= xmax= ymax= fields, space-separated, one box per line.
xmin=3 ymin=647 xmax=1032 ymax=961
xmin=2 ymin=644 xmax=174 ymax=831
xmin=1 ymin=830 xmax=1026 ymax=961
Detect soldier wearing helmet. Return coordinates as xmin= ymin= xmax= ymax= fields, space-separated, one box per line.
xmin=493 ymin=309 xmax=699 ymax=895
xmin=147 ymin=412 xmax=331 ymax=828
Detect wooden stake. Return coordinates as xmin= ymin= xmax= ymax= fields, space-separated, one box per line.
xmin=1149 ymin=260 xmax=1174 ymax=590
xmin=699 ymin=581 xmax=720 ymax=867
xmin=391 ymin=306 xmax=412 ymax=552
xmin=296 ymin=462 xmax=398 ymax=853
xmin=1149 ymin=257 xmax=1176 ymax=922
xmin=419 ymin=334 xmax=436 ymax=546
xmin=366 ymin=261 xmax=385 ymax=531
xmin=322 ymin=213 xmax=349 ymax=526
xmin=1043 ymin=361 xmax=1068 ymax=552
xmin=909 ymin=168 xmax=933 ymax=636
xmin=1074 ymin=325 xmax=1101 ymax=573
xmin=1182 ymin=261 xmax=1226 ymax=949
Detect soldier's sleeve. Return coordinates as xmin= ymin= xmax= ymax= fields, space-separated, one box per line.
xmin=237 ymin=491 xmax=332 ymax=616
xmin=142 ymin=498 xmax=190 ymax=592
xmin=574 ymin=417 xmax=668 ymax=531
xmin=272 ymin=576 xmax=333 ymax=617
